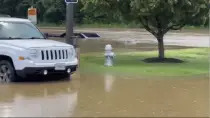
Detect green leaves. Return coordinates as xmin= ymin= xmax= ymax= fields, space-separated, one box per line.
xmin=80 ymin=0 xmax=121 ymax=23
xmin=130 ymin=0 xmax=209 ymax=37
xmin=0 ymin=0 xmax=208 ymax=26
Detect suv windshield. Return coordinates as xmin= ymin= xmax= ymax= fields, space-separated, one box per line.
xmin=0 ymin=22 xmax=44 ymax=39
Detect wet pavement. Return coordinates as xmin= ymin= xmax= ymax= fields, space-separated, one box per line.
xmin=0 ymin=72 xmax=209 ymax=117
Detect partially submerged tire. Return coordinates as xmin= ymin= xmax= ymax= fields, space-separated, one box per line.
xmin=0 ymin=60 xmax=16 ymax=83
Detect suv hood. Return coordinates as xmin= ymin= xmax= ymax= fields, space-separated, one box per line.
xmin=0 ymin=39 xmax=72 ymax=48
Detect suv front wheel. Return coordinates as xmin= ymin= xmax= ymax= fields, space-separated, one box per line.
xmin=0 ymin=60 xmax=16 ymax=83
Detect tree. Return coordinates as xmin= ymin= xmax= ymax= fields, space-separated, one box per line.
xmin=130 ymin=0 xmax=209 ymax=59
xmin=80 ymin=0 xmax=121 ymax=23
xmin=0 ymin=0 xmax=22 ymax=16
xmin=44 ymin=0 xmax=66 ymax=23
xmin=35 ymin=0 xmax=46 ymax=22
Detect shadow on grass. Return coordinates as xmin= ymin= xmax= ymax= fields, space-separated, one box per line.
xmin=143 ymin=58 xmax=184 ymax=63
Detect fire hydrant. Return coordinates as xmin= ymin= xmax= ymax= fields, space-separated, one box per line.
xmin=105 ymin=44 xmax=115 ymax=67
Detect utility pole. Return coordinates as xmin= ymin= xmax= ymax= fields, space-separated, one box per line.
xmin=65 ymin=0 xmax=79 ymax=66
xmin=32 ymin=0 xmax=34 ymax=7
xmin=65 ymin=3 xmax=74 ymax=45
xmin=65 ymin=0 xmax=79 ymax=65
xmin=65 ymin=0 xmax=78 ymax=46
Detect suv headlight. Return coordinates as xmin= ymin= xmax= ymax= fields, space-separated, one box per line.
xmin=29 ymin=49 xmax=39 ymax=58
xmin=69 ymin=47 xmax=76 ymax=58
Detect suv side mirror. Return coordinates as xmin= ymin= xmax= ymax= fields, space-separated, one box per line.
xmin=43 ymin=33 xmax=49 ymax=39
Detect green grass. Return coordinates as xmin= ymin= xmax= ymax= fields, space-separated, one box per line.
xmin=79 ymin=48 xmax=209 ymax=78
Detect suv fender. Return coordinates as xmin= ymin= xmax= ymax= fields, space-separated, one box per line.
xmin=0 ymin=45 xmax=25 ymax=70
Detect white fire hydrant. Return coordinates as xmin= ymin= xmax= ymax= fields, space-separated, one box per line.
xmin=105 ymin=44 xmax=115 ymax=67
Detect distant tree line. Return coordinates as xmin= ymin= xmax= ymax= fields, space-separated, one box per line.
xmin=0 ymin=0 xmax=209 ymax=27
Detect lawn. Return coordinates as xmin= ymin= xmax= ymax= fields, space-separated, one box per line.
xmin=79 ymin=48 xmax=209 ymax=77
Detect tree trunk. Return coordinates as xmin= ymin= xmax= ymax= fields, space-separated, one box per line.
xmin=157 ymin=37 xmax=165 ymax=59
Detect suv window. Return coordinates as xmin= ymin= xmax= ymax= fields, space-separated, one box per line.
xmin=0 ymin=22 xmax=44 ymax=39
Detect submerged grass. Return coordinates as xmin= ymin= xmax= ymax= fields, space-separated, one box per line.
xmin=79 ymin=48 xmax=209 ymax=77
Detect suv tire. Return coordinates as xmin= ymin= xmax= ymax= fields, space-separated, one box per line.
xmin=0 ymin=60 xmax=16 ymax=83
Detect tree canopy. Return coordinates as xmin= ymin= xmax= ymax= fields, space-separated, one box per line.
xmin=0 ymin=0 xmax=208 ymax=27
xmin=131 ymin=0 xmax=208 ymax=36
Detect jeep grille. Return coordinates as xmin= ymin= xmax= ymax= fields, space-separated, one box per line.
xmin=41 ymin=49 xmax=69 ymax=60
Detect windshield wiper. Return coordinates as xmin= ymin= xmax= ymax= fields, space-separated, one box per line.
xmin=0 ymin=37 xmax=24 ymax=39
xmin=28 ymin=37 xmax=45 ymax=39
xmin=10 ymin=37 xmax=24 ymax=39
xmin=0 ymin=37 xmax=44 ymax=40
xmin=0 ymin=37 xmax=8 ymax=39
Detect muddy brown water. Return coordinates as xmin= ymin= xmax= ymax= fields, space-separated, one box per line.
xmin=40 ymin=28 xmax=209 ymax=47
xmin=52 ymin=38 xmax=191 ymax=54
xmin=0 ymin=72 xmax=209 ymax=117
xmin=0 ymin=28 xmax=208 ymax=117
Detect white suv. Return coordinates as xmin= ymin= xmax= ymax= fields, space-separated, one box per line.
xmin=0 ymin=17 xmax=78 ymax=82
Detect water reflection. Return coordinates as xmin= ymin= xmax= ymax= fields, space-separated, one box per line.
xmin=0 ymin=73 xmax=209 ymax=117
xmin=104 ymin=73 xmax=115 ymax=93
xmin=73 ymin=73 xmax=209 ymax=117
xmin=0 ymin=79 xmax=80 ymax=117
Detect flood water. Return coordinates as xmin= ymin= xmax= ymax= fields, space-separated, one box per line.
xmin=41 ymin=27 xmax=209 ymax=47
xmin=0 ymin=72 xmax=209 ymax=117
xmin=0 ymin=28 xmax=209 ymax=117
